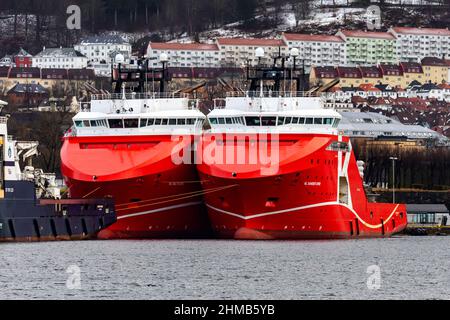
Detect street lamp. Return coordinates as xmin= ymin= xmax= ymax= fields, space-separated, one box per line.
xmin=389 ymin=156 xmax=398 ymax=203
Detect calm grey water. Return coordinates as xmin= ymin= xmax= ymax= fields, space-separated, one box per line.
xmin=1 ymin=236 xmax=449 ymax=300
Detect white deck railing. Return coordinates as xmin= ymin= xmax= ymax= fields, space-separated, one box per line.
xmin=91 ymin=92 xmax=189 ymax=100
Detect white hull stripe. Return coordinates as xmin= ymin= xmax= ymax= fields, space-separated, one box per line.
xmin=206 ymin=202 xmax=400 ymax=229
xmin=118 ymin=201 xmax=202 ymax=220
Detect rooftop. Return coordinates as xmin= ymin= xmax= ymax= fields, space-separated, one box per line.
xmin=421 ymin=57 xmax=448 ymax=67
xmin=216 ymin=37 xmax=286 ymax=47
xmin=282 ymin=33 xmax=343 ymax=42
xmin=149 ymin=42 xmax=219 ymax=51
xmin=35 ymin=47 xmax=86 ymax=58
xmin=79 ymin=35 xmax=129 ymax=45
xmin=391 ymin=27 xmax=450 ymax=36
xmin=339 ymin=30 xmax=395 ymax=40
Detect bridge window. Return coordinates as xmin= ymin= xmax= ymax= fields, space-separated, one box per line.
xmin=332 ymin=119 xmax=340 ymax=127
xmin=169 ymin=118 xmax=176 ymax=125
xmin=108 ymin=119 xmax=123 ymax=128
xmin=277 ymin=117 xmax=285 ymax=125
xmin=261 ymin=116 xmax=276 ymax=126
xmin=218 ymin=118 xmax=225 ymax=124
xmin=75 ymin=120 xmax=83 ymax=127
xmin=292 ymin=117 xmax=299 ymax=124
xmin=284 ymin=117 xmax=293 ymax=124
xmin=161 ymin=119 xmax=168 ymax=125
xmin=124 ymin=118 xmax=139 ymax=128
xmin=299 ymin=117 xmax=305 ymax=124
xmin=209 ymin=118 xmax=218 ymax=124
xmin=90 ymin=120 xmax=98 ymax=127
xmin=324 ymin=118 xmax=334 ymax=125
xmin=305 ymin=118 xmax=313 ymax=124
xmin=154 ymin=118 xmax=162 ymax=125
xmin=226 ymin=118 xmax=232 ymax=124
xmin=140 ymin=119 xmax=147 ymax=127
xmin=186 ymin=118 xmax=195 ymax=125
xmin=245 ymin=116 xmax=261 ymax=126
xmin=314 ymin=118 xmax=323 ymax=125
xmin=177 ymin=119 xmax=186 ymax=125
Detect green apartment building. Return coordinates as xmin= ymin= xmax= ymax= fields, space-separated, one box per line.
xmin=336 ymin=30 xmax=397 ymax=66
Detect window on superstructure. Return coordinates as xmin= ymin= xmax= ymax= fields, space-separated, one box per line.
xmin=314 ymin=118 xmax=323 ymax=125
xmin=83 ymin=120 xmax=90 ymax=127
xmin=124 ymin=119 xmax=139 ymax=128
xmin=75 ymin=120 xmax=83 ymax=127
xmin=161 ymin=119 xmax=168 ymax=125
xmin=209 ymin=118 xmax=218 ymax=124
xmin=284 ymin=117 xmax=293 ymax=124
xmin=299 ymin=117 xmax=305 ymax=124
xmin=261 ymin=116 xmax=276 ymax=126
xmin=90 ymin=120 xmax=98 ymax=127
xmin=324 ymin=118 xmax=334 ymax=125
xmin=169 ymin=119 xmax=176 ymax=125
xmin=147 ymin=119 xmax=154 ymax=126
xmin=140 ymin=119 xmax=147 ymax=127
xmin=177 ymin=119 xmax=186 ymax=125
xmin=186 ymin=118 xmax=195 ymax=125
xmin=108 ymin=119 xmax=123 ymax=128
xmin=332 ymin=119 xmax=340 ymax=127
xmin=225 ymin=118 xmax=232 ymax=124
xmin=218 ymin=118 xmax=225 ymax=124
xmin=277 ymin=117 xmax=285 ymax=125
xmin=245 ymin=116 xmax=261 ymax=126
xmin=305 ymin=118 xmax=313 ymax=124
xmin=292 ymin=117 xmax=299 ymax=124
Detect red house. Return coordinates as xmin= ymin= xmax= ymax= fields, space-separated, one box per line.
xmin=14 ymin=48 xmax=33 ymax=68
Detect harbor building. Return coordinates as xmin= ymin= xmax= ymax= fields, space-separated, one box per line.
xmin=389 ymin=27 xmax=450 ymax=61
xmin=336 ymin=30 xmax=397 ymax=66
xmin=32 ymin=47 xmax=88 ymax=69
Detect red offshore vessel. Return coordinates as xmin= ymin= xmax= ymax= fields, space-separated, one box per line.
xmin=197 ymin=52 xmax=407 ymax=239
xmin=61 ymin=56 xmax=210 ymax=239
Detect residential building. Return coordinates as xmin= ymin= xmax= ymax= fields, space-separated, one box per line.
xmin=281 ymin=33 xmax=345 ymax=72
xmin=399 ymin=62 xmax=424 ymax=87
xmin=379 ymin=64 xmax=404 ymax=87
xmin=309 ymin=66 xmax=338 ymax=87
xmin=33 ymin=47 xmax=88 ymax=69
xmin=146 ymin=42 xmax=220 ymax=68
xmin=74 ymin=35 xmax=132 ymax=77
xmin=359 ymin=66 xmax=383 ymax=85
xmin=216 ymin=38 xmax=287 ymax=67
xmin=14 ymin=48 xmax=33 ymax=68
xmin=7 ymin=83 xmax=48 ymax=107
xmin=0 ymin=55 xmax=14 ymax=67
xmin=336 ymin=66 xmax=362 ymax=87
xmin=336 ymin=30 xmax=396 ymax=65
xmin=389 ymin=27 xmax=450 ymax=61
xmin=421 ymin=57 xmax=448 ymax=84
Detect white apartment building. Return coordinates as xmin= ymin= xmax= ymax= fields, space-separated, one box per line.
xmin=32 ymin=47 xmax=88 ymax=69
xmin=282 ymin=33 xmax=346 ymax=72
xmin=74 ymin=35 xmax=132 ymax=77
xmin=216 ymin=38 xmax=288 ymax=67
xmin=146 ymin=42 xmax=220 ymax=68
xmin=389 ymin=27 xmax=450 ymax=61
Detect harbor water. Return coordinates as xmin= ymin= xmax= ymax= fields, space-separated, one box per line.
xmin=1 ymin=236 xmax=450 ymax=299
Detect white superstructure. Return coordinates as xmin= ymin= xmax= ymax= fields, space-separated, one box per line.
xmin=207 ymin=92 xmax=341 ymax=135
xmin=70 ymin=93 xmax=205 ymax=137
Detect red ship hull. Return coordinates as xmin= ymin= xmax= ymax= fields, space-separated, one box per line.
xmin=61 ymin=134 xmax=211 ymax=239
xmin=197 ymin=133 xmax=407 ymax=239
